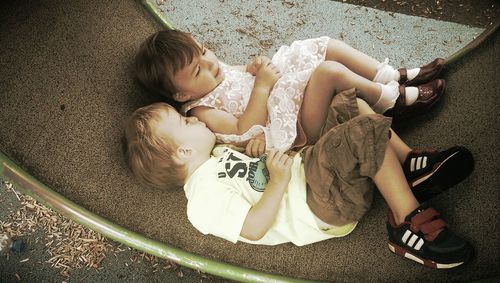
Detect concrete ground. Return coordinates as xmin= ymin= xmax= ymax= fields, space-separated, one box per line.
xmin=0 ymin=0 xmax=498 ymax=282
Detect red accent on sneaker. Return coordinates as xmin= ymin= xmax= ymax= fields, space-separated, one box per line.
xmin=410 ymin=208 xmax=446 ymax=241
xmin=388 ymin=242 xmax=439 ymax=269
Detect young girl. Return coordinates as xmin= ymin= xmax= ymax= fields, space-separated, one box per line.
xmin=135 ymin=29 xmax=445 ymax=152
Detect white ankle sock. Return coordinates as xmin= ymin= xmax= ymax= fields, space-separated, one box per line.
xmin=373 ymin=58 xmax=399 ymax=84
xmin=375 ymin=59 xmax=422 ymax=83
xmin=404 ymin=87 xmax=419 ymax=105
xmin=406 ymin=68 xmax=420 ymax=81
xmin=372 ymin=81 xmax=399 ymax=113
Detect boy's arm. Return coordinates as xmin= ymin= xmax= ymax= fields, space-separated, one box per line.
xmin=191 ymin=62 xmax=281 ymax=136
xmin=240 ymin=150 xmax=292 ymax=241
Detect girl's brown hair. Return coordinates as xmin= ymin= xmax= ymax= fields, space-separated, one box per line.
xmin=125 ymin=103 xmax=186 ymax=190
xmin=135 ymin=29 xmax=201 ymax=110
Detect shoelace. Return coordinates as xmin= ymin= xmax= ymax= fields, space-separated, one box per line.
xmin=410 ymin=208 xmax=446 ymax=241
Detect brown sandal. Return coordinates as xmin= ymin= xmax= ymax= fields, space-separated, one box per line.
xmin=385 ymin=79 xmax=445 ymax=119
xmin=399 ymin=58 xmax=446 ymax=86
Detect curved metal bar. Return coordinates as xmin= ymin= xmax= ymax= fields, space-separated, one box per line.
xmin=445 ymin=20 xmax=499 ymax=65
xmin=0 ymin=151 xmax=311 ymax=283
xmin=141 ymin=0 xmax=174 ymax=30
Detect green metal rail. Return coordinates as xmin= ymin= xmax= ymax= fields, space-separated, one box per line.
xmin=1 ymin=1 xmax=498 ymax=281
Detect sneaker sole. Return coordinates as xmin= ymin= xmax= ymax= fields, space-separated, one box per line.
xmin=388 ymin=241 xmax=465 ymax=269
xmin=411 ymin=147 xmax=474 ymax=202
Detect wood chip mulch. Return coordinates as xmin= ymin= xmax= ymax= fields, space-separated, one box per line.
xmin=0 ymin=181 xmax=210 ymax=280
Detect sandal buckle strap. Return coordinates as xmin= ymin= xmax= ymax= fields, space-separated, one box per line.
xmin=398 ymin=68 xmax=408 ymax=83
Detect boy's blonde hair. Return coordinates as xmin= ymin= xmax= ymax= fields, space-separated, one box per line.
xmin=125 ymin=103 xmax=186 ymax=190
xmin=135 ymin=29 xmax=201 ymax=110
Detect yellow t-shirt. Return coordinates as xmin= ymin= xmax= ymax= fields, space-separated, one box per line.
xmin=184 ymin=147 xmax=356 ymax=246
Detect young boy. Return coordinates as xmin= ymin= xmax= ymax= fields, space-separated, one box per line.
xmin=125 ymin=88 xmax=474 ymax=269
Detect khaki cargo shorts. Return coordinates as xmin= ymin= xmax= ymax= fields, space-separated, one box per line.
xmin=301 ymin=88 xmax=392 ymax=226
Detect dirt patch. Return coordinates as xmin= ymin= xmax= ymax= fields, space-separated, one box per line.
xmin=335 ymin=0 xmax=498 ymax=27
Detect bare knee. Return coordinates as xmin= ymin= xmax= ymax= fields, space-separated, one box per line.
xmin=327 ymin=39 xmax=350 ymax=60
xmin=314 ymin=61 xmax=348 ymax=83
xmin=328 ymin=38 xmax=345 ymax=49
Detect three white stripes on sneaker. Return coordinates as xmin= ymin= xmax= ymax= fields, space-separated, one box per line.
xmin=410 ymin=156 xmax=427 ymax=172
xmin=402 ymin=230 xmax=425 ymax=250
xmin=410 ymin=152 xmax=459 ymax=187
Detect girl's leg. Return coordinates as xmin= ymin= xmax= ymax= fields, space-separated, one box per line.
xmin=325 ymin=39 xmax=380 ymax=80
xmin=356 ymin=98 xmax=411 ymax=162
xmin=301 ymin=61 xmax=384 ymax=143
xmin=325 ymin=38 xmax=447 ymax=87
xmin=374 ymin=143 xmax=419 ymax=224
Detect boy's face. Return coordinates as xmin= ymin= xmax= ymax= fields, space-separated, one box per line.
xmin=157 ymin=107 xmax=216 ymax=156
xmin=173 ymin=43 xmax=224 ymax=102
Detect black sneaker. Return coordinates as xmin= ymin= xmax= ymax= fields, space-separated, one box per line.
xmin=403 ymin=146 xmax=474 ymax=202
xmin=387 ymin=204 xmax=474 ymax=269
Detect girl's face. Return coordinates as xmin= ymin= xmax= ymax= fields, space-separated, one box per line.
xmin=173 ymin=44 xmax=224 ymax=102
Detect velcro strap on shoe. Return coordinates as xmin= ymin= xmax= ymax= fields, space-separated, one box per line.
xmin=410 ymin=207 xmax=447 ymax=241
xmin=410 ymin=207 xmax=439 ymax=232
xmin=421 ymin=219 xmax=446 ymax=241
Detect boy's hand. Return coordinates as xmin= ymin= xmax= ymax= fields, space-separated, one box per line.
xmin=246 ymin=133 xmax=266 ymax=157
xmin=265 ymin=150 xmax=292 ymax=188
xmin=240 ymin=149 xmax=291 ymax=241
xmin=246 ymin=56 xmax=271 ymax=75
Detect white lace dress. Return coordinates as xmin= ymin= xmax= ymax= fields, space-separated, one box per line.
xmin=182 ymin=36 xmax=330 ymax=151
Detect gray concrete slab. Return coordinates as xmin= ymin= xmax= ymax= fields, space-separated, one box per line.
xmin=155 ymin=0 xmax=483 ymax=66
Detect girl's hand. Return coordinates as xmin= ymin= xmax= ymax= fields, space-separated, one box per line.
xmin=254 ymin=61 xmax=282 ymax=94
xmin=246 ymin=134 xmax=266 ymax=157
xmin=265 ymin=150 xmax=292 ymax=188
xmin=246 ymin=56 xmax=271 ymax=75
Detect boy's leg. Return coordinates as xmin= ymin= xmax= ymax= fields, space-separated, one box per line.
xmin=374 ymin=143 xmax=474 ymax=269
xmin=357 ymin=97 xmax=475 ymax=201
xmin=302 ymin=89 xmax=474 ymax=268
xmin=356 ymin=98 xmax=411 ymax=162
xmin=302 ymin=113 xmax=393 ymax=226
xmin=373 ymin=144 xmax=418 ymax=223
xmin=324 ymin=98 xmax=419 ymax=224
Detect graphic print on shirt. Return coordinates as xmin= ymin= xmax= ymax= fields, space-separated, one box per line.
xmin=216 ymin=148 xmax=269 ymax=192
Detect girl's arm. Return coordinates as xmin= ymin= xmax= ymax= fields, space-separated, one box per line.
xmin=191 ymin=60 xmax=281 ymax=135
xmin=240 ymin=150 xmax=293 ymax=241
xmin=230 ymin=65 xmax=247 ymax=72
